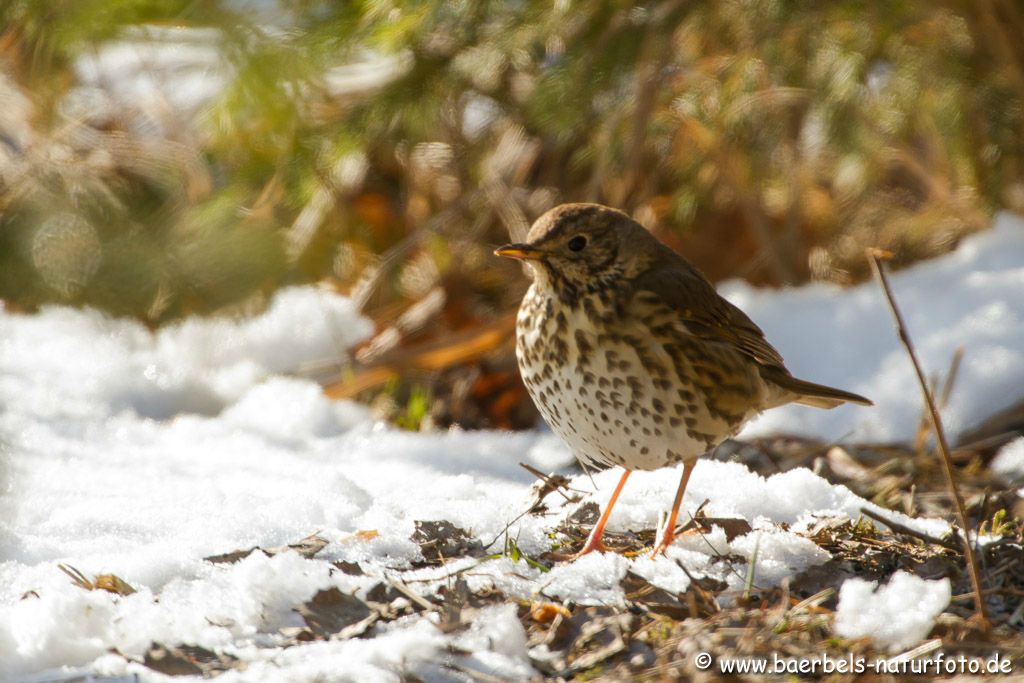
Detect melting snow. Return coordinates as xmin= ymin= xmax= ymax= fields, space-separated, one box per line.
xmin=834 ymin=572 xmax=952 ymax=652
xmin=2 ymin=215 xmax=1023 ymax=679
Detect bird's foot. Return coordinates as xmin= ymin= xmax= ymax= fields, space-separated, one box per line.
xmin=551 ymin=529 xmax=612 ymax=561
xmin=572 ymin=537 xmax=610 ymax=559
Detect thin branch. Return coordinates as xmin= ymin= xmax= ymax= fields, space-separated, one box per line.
xmin=859 ymin=506 xmax=959 ymax=551
xmin=867 ymin=248 xmax=989 ymax=628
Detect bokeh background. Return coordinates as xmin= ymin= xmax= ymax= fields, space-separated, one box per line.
xmin=3 ymin=0 xmax=1023 ymax=428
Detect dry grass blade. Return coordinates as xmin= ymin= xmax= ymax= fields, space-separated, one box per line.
xmin=57 ymin=564 xmax=94 ymax=591
xmin=867 ymin=248 xmax=989 ymax=628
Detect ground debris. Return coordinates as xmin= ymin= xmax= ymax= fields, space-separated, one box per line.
xmin=58 ymin=564 xmax=136 ymax=596
xmin=157 ymin=436 xmax=1024 ymax=678
xmin=622 ymin=572 xmax=697 ymax=621
xmin=203 ymin=532 xmax=329 ymax=564
xmin=552 ymin=500 xmax=752 ymax=560
xmin=332 ymin=559 xmax=365 ymax=575
xmin=521 ymin=461 xmax=583 ymax=514
xmin=528 ymin=606 xmax=637 ymax=677
xmin=410 ymin=520 xmax=485 ymax=564
xmin=435 ymin=576 xmax=471 ymax=633
xmin=143 ymin=643 xmax=238 ymax=677
xmin=294 ymin=587 xmax=378 ymax=640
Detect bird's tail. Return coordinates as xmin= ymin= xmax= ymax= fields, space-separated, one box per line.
xmin=763 ymin=369 xmax=873 ymax=409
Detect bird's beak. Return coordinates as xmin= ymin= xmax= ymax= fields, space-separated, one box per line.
xmin=494 ymin=243 xmax=545 ymax=261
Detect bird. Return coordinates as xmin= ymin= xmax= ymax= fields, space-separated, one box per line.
xmin=495 ymin=203 xmax=872 ymax=558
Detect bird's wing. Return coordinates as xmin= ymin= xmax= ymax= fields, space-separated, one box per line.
xmin=630 ymin=262 xmax=788 ymax=370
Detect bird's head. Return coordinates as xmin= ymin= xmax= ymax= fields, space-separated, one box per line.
xmin=495 ymin=203 xmax=661 ymax=295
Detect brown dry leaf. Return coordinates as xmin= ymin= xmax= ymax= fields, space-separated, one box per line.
xmin=531 ymin=602 xmax=572 ymax=624
xmin=57 ymin=564 xmax=136 ymax=596
xmin=435 ymin=576 xmax=471 ymax=634
xmin=143 ymin=643 xmax=238 ymax=677
xmin=363 ymin=581 xmax=427 ymax=620
xmin=521 ymin=463 xmax=578 ymax=514
xmin=204 ymin=533 xmax=330 ymax=564
xmin=273 ymin=533 xmax=330 ymax=559
xmin=411 ymin=520 xmax=484 ymax=564
xmin=530 ymin=607 xmax=636 ymax=677
xmin=341 ymin=529 xmax=380 ymax=544
xmin=686 ymin=515 xmax=753 ymax=543
xmin=621 ymin=572 xmax=689 ymax=620
xmin=332 ymin=560 xmax=365 ymax=576
xmin=93 ymin=574 xmax=137 ymax=596
xmin=203 ymin=547 xmax=259 ymax=564
xmin=295 ymin=587 xmax=378 ymax=640
xmin=565 ymin=502 xmax=600 ymax=527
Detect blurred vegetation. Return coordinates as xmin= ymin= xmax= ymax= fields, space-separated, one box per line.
xmin=2 ymin=0 xmax=1024 ymax=424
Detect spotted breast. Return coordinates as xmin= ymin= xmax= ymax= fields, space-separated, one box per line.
xmin=514 ymin=281 xmax=756 ymax=471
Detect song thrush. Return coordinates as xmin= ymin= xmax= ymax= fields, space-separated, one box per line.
xmin=496 ymin=203 xmax=872 ymax=558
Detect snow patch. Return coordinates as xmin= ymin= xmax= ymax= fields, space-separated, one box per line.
xmin=990 ymin=437 xmax=1024 ymax=483
xmin=3 ymin=214 xmax=1023 ymax=677
xmin=834 ymin=572 xmax=951 ymax=652
xmin=732 ymin=211 xmax=1024 ymax=444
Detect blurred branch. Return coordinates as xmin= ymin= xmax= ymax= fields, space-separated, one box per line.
xmin=324 ymin=313 xmax=516 ymax=399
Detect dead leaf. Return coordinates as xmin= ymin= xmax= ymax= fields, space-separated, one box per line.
xmin=93 ymin=574 xmax=137 ymax=596
xmin=411 ymin=520 xmax=483 ymax=562
xmin=436 ymin=577 xmax=471 ymax=633
xmin=341 ymin=529 xmax=380 ymax=544
xmin=565 ymin=502 xmax=600 ymax=527
xmin=696 ymin=517 xmax=753 ymax=542
xmin=203 ymin=547 xmax=260 ymax=564
xmin=205 ymin=533 xmax=330 ymax=564
xmin=143 ymin=643 xmax=238 ymax=677
xmin=521 ymin=462 xmax=579 ymax=514
xmin=567 ymin=609 xmax=633 ymax=674
xmin=621 ymin=571 xmax=688 ymax=620
xmin=333 ymin=560 xmax=364 ymax=576
xmin=295 ymin=587 xmax=378 ymax=640
xmin=274 ymin=533 xmax=329 ymax=559
xmin=57 ymin=564 xmax=135 ymax=596
xmin=531 ymin=602 xmax=572 ymax=624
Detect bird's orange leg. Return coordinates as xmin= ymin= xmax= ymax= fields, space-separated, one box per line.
xmin=651 ymin=461 xmax=696 ymax=557
xmin=571 ymin=469 xmax=631 ymax=559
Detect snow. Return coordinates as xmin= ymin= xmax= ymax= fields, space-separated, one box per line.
xmin=73 ymin=26 xmax=228 ymax=135
xmin=990 ymin=437 xmax=1024 ymax=483
xmin=834 ymin=572 xmax=952 ymax=653
xmin=1 ymin=215 xmax=1023 ymax=679
xmin=731 ymin=211 xmax=1024 ymax=444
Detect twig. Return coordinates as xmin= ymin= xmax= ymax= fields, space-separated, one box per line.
xmin=674 ymin=498 xmax=711 ymax=535
xmin=915 ymin=346 xmax=964 ymax=452
xmin=386 ymin=578 xmax=438 ymax=612
xmin=743 ymin=533 xmax=761 ymax=602
xmin=859 ymin=506 xmax=959 ymax=551
xmin=519 ymin=462 xmax=580 ymax=502
xmin=867 ymin=249 xmax=989 ymax=628
xmin=681 ymin=500 xmax=769 ymax=593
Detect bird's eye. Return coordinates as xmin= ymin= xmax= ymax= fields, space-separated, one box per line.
xmin=567 ymin=235 xmax=587 ymax=252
